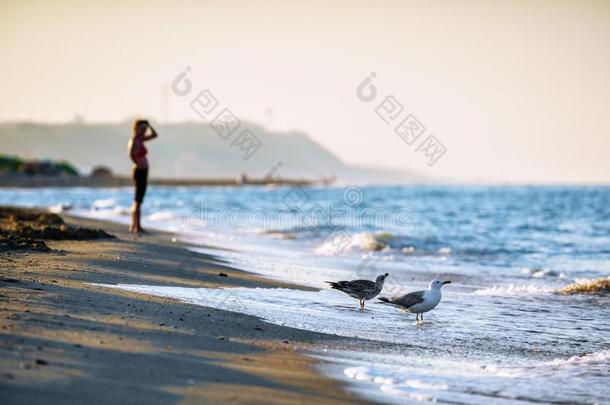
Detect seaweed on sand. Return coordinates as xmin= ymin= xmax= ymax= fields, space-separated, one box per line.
xmin=558 ymin=277 xmax=610 ymax=295
xmin=0 ymin=206 xmax=114 ymax=252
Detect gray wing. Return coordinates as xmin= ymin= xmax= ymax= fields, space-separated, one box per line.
xmin=328 ymin=279 xmax=375 ymax=298
xmin=348 ymin=279 xmax=376 ymax=292
xmin=388 ymin=290 xmax=425 ymax=308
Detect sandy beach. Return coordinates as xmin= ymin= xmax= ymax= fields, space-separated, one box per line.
xmin=2 ymin=1 xmax=609 ymax=402
xmin=0 ymin=210 xmax=365 ymax=404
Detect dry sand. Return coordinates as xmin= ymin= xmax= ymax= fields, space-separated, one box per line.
xmin=0 ymin=213 xmax=366 ymax=404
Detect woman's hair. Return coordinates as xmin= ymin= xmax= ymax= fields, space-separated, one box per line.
xmin=132 ymin=119 xmax=149 ymax=136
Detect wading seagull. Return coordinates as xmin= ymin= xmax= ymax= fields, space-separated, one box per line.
xmin=378 ymin=279 xmax=451 ymax=323
xmin=326 ymin=273 xmax=389 ymax=310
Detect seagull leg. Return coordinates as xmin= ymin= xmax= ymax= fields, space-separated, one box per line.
xmin=415 ymin=313 xmax=419 ymax=324
xmin=421 ymin=313 xmax=424 ymax=323
xmin=359 ymin=299 xmax=364 ymax=311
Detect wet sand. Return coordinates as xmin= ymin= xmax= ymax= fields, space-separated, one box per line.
xmin=0 ymin=212 xmax=365 ymax=404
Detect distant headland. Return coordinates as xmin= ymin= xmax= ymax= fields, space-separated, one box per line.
xmin=0 ymin=121 xmax=421 ymax=185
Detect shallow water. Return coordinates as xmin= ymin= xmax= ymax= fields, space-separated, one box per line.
xmin=97 ymin=282 xmax=610 ymax=404
xmin=3 ymin=185 xmax=610 ymax=403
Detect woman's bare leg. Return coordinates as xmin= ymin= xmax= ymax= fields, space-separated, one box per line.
xmin=130 ymin=202 xmax=136 ymax=232
xmin=131 ymin=201 xmax=142 ymax=233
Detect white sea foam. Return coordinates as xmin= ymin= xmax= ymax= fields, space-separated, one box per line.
xmin=485 ymin=350 xmax=610 ymax=378
xmin=474 ymin=277 xmax=610 ymax=296
xmin=547 ymin=349 xmax=610 ymax=369
xmin=345 ymin=367 xmax=449 ymax=390
xmin=520 ymin=267 xmax=565 ymax=279
xmin=340 ymin=351 xmax=610 ymax=404
xmin=401 ymin=246 xmax=416 ymax=254
xmin=48 ymin=203 xmax=73 ymax=213
xmin=266 ymin=232 xmax=296 ymax=240
xmin=339 ymin=356 xmax=501 ymax=404
xmin=91 ymin=198 xmax=117 ymax=210
xmin=472 ymin=283 xmax=555 ymax=296
xmin=147 ymin=211 xmax=180 ymax=222
xmin=438 ymin=246 xmax=452 ymax=255
xmin=82 ymin=198 xmax=132 ymax=218
xmin=315 ymin=232 xmax=388 ymax=256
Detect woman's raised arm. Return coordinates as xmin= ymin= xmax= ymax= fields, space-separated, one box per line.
xmin=143 ymin=125 xmax=158 ymax=141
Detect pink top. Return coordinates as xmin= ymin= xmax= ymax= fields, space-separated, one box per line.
xmin=131 ymin=139 xmax=148 ymax=168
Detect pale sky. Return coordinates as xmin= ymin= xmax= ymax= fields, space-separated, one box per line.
xmin=1 ymin=0 xmax=609 ymax=183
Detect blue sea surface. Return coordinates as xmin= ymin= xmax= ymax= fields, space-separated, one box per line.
xmin=2 ymin=185 xmax=609 ymax=403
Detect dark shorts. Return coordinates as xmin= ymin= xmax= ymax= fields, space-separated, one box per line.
xmin=133 ymin=168 xmax=148 ymax=203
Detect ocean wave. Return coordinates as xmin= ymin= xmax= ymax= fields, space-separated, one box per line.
xmin=147 ymin=211 xmax=181 ymax=222
xmin=345 ymin=365 xmax=452 ymax=403
xmin=315 ymin=232 xmax=389 ymax=256
xmin=345 ymin=366 xmax=396 ymax=384
xmin=486 ymin=350 xmax=610 ymax=378
xmin=472 ymin=284 xmax=555 ymax=296
xmin=400 ymin=246 xmax=416 ymax=254
xmin=260 ymin=224 xmax=342 ymax=240
xmin=547 ymin=349 xmax=610 ymax=369
xmin=399 ymin=245 xmax=450 ymax=256
xmin=474 ymin=277 xmax=610 ymax=296
xmin=558 ymin=277 xmax=610 ymax=295
xmin=345 ymin=367 xmax=449 ymax=390
xmin=86 ymin=198 xmax=131 ymax=217
xmin=265 ymin=232 xmax=296 ymax=240
xmin=437 ymin=246 xmax=452 ymax=255
xmin=520 ymin=267 xmax=565 ymax=279
xmin=343 ymin=352 xmax=610 ymax=404
xmin=48 ymin=203 xmax=73 ymax=214
xmin=91 ymin=198 xmax=117 ymax=210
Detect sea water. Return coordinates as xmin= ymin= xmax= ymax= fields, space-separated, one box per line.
xmin=2 ymin=185 xmax=609 ymax=403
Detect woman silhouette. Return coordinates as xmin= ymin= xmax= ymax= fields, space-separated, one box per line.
xmin=127 ymin=119 xmax=157 ymax=233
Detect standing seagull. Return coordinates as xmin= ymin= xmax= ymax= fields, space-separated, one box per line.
xmin=327 ymin=273 xmax=389 ymax=310
xmin=379 ymin=279 xmax=451 ymax=323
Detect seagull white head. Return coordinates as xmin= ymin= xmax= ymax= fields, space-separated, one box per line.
xmin=430 ymin=279 xmax=451 ymax=290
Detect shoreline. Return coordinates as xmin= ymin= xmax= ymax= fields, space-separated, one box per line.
xmin=2 ymin=188 xmax=610 ymax=403
xmin=0 ymin=174 xmax=320 ymax=188
xmin=0 ymin=210 xmax=366 ymax=404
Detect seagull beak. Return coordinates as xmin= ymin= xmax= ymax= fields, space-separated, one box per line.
xmin=442 ymin=280 xmax=452 ymax=285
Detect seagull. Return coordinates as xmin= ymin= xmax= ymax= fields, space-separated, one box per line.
xmin=326 ymin=273 xmax=389 ymax=310
xmin=378 ymin=279 xmax=451 ymax=323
